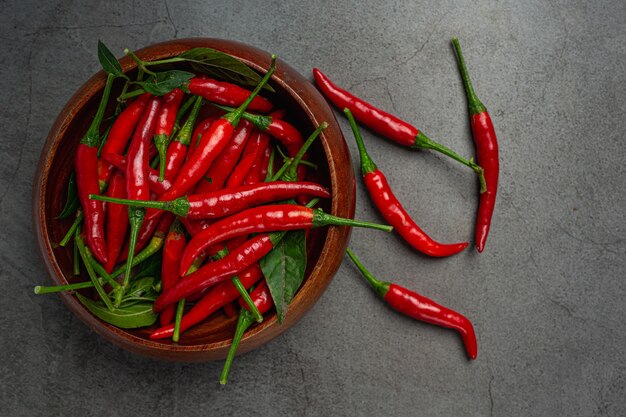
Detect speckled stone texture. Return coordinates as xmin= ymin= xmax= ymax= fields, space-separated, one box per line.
xmin=1 ymin=1 xmax=624 ymax=416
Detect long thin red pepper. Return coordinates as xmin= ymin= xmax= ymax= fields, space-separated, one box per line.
xmin=154 ymin=88 xmax=185 ymax=181
xmin=452 ymin=38 xmax=499 ymax=252
xmin=345 ymin=108 xmax=468 ymax=257
xmin=243 ymin=135 xmax=271 ymax=185
xmin=225 ymin=130 xmax=265 ymax=188
xmin=187 ymin=77 xmax=273 ymax=113
xmin=193 ymin=120 xmax=253 ymax=194
xmin=346 ymin=248 xmax=477 ymax=359
xmin=101 ymin=153 xmax=173 ymax=196
xmin=187 ymin=114 xmax=220 ymax=161
xmin=103 ymin=172 xmax=128 ymax=273
xmin=122 ymin=96 xmax=161 ymax=287
xmin=177 ymin=204 xmax=392 ymax=275
xmin=159 ymin=221 xmax=186 ymax=326
xmin=313 ymin=68 xmax=486 ymax=191
xmin=97 ymin=93 xmax=150 ymax=188
xmin=75 ymin=73 xmax=115 ymax=264
xmin=139 ymin=56 xmax=278 ymax=238
xmin=220 ymin=280 xmax=273 ymax=384
xmin=92 ymin=181 xmax=331 ymax=220
xmin=153 ymin=232 xmax=284 ymax=312
xmin=149 ymin=264 xmax=263 ymax=339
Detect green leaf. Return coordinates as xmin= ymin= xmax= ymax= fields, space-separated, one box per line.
xmin=178 ymin=48 xmax=275 ymax=92
xmin=135 ymin=70 xmax=194 ymax=96
xmin=125 ymin=276 xmax=157 ymax=299
xmin=76 ymin=293 xmax=157 ymax=328
xmin=97 ymin=40 xmax=124 ymax=78
xmin=260 ymin=230 xmax=307 ymax=323
xmin=55 ymin=172 xmax=79 ymax=219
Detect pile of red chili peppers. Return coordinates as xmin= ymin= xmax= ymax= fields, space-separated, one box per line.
xmin=35 ymin=37 xmax=498 ymax=384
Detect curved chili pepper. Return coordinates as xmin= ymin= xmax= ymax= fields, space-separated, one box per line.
xmin=149 ymin=264 xmax=263 ymax=339
xmin=313 ymin=68 xmax=486 ymax=191
xmin=159 ymin=221 xmax=186 ymax=326
xmin=220 ymin=280 xmax=273 ymax=384
xmin=225 ymin=130 xmax=266 ymax=188
xmin=138 ymin=56 xmax=278 ymax=237
xmin=193 ymin=120 xmax=253 ymax=194
xmin=98 ymin=93 xmax=150 ymax=188
xmin=187 ymin=114 xmax=220 ymax=162
xmin=153 ymin=232 xmax=284 ymax=311
xmin=103 ymin=172 xmax=128 ymax=273
xmin=122 ymin=96 xmax=161 ymax=287
xmin=154 ymin=88 xmax=185 ymax=181
xmin=212 ymin=105 xmax=308 ymax=181
xmin=346 ymin=248 xmax=477 ymax=359
xmin=345 ymin=109 xmax=468 ymax=257
xmin=187 ymin=77 xmax=273 ymax=113
xmin=176 ymin=204 xmax=392 ymax=275
xmin=243 ymin=135 xmax=272 ymax=185
xmin=93 ymin=181 xmax=331 ymax=220
xmin=75 ymin=74 xmax=115 ymax=264
xmin=452 ymin=38 xmax=499 ymax=252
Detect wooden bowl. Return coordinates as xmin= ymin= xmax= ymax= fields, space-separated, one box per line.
xmin=32 ymin=38 xmax=355 ymax=361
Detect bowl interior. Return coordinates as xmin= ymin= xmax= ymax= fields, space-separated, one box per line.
xmin=35 ymin=39 xmax=354 ymax=361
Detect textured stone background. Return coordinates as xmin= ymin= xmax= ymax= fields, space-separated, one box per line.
xmin=1 ymin=1 xmax=625 ymax=416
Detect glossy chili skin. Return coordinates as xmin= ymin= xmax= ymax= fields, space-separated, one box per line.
xmin=155 ymin=89 xmax=184 ymax=137
xmin=194 ymin=120 xmax=253 ymax=193
xmin=345 ymin=109 xmax=468 ymax=257
xmin=102 ymin=153 xmax=172 ymax=196
xmin=179 ymin=205 xmax=317 ymax=275
xmin=126 ymin=97 xmax=161 ymax=201
xmin=384 ymin=284 xmax=477 ymax=359
xmin=243 ymin=134 xmax=271 ymax=185
xmin=103 ymin=172 xmax=128 ymax=273
xmin=149 ymin=264 xmax=263 ymax=339
xmin=75 ymin=143 xmax=108 ymax=264
xmin=154 ymin=233 xmax=278 ymax=312
xmin=453 ymin=38 xmax=499 ymax=252
xmin=98 ymin=93 xmax=150 ymax=188
xmin=225 ymin=130 xmax=264 ymax=188
xmin=313 ymin=68 xmax=417 ymax=146
xmin=187 ymin=114 xmax=220 ymax=161
xmin=187 ymin=77 xmax=273 ymax=113
xmin=159 ymin=223 xmax=186 ymax=326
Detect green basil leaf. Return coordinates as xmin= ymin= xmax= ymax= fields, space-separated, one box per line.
xmin=55 ymin=172 xmax=79 ymax=219
xmin=178 ymin=48 xmax=275 ymax=92
xmin=135 ymin=70 xmax=194 ymax=96
xmin=125 ymin=276 xmax=156 ymax=298
xmin=76 ymin=293 xmax=157 ymax=328
xmin=260 ymin=230 xmax=307 ymax=323
xmin=97 ymin=40 xmax=124 ymax=78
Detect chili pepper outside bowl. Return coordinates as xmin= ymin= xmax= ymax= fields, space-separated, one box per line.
xmin=33 ymin=38 xmax=355 ymax=361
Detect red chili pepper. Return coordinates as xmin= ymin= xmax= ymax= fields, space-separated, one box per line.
xmin=187 ymin=114 xmax=220 ymax=162
xmin=75 ymin=74 xmax=115 ymax=265
xmin=243 ymin=135 xmax=272 ymax=185
xmin=345 ymin=109 xmax=468 ymax=257
xmin=149 ymin=264 xmax=263 ymax=339
xmin=452 ymin=38 xmax=499 ymax=252
xmin=222 ymin=302 xmax=238 ymax=319
xmin=159 ymin=221 xmax=186 ymax=326
xmin=121 ymin=96 xmax=161 ymax=286
xmin=98 ymin=93 xmax=150 ymax=188
xmin=346 ymin=248 xmax=477 ymax=359
xmin=219 ymin=280 xmax=273 ymax=384
xmin=176 ymin=204 xmax=392 ymax=275
xmin=193 ymin=120 xmax=253 ymax=194
xmin=103 ymin=172 xmax=128 ymax=273
xmin=225 ymin=130 xmax=265 ymax=188
xmin=313 ymin=68 xmax=486 ymax=191
xmin=187 ymin=77 xmax=273 ymax=113
xmin=101 ymin=153 xmax=172 ymax=196
xmin=153 ymin=232 xmax=283 ymax=311
xmin=154 ymin=89 xmax=185 ymax=181
xmin=212 ymin=105 xmax=308 ymax=181
xmin=93 ymin=181 xmax=332 ymax=222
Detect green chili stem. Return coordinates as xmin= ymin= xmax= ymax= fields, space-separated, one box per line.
xmin=345 ymin=248 xmax=389 ymax=299
xmin=123 ymin=208 xmax=145 ymax=288
xmin=75 ymin=229 xmax=114 ymax=311
xmin=141 ymin=57 xmax=187 ymax=67
xmin=73 ymin=238 xmax=80 ymax=275
xmin=59 ymin=211 xmax=83 ymax=247
xmin=110 ymin=234 xmax=165 ymax=279
xmin=117 ymin=89 xmax=145 ymax=101
xmin=313 ymin=209 xmax=393 ymax=232
xmin=172 ymin=299 xmax=185 ymax=342
xmin=452 ymin=37 xmax=486 ymax=115
xmin=34 ymin=281 xmax=98 ymax=295
xmin=124 ymin=49 xmax=157 ymax=76
xmin=272 ymin=122 xmax=327 ymax=182
xmin=220 ymin=309 xmax=254 ymax=385
xmin=264 ymin=147 xmax=276 ymax=182
xmin=344 ymin=108 xmax=377 ymax=174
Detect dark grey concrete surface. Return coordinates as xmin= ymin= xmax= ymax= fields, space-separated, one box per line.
xmin=1 ymin=1 xmax=624 ymax=416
